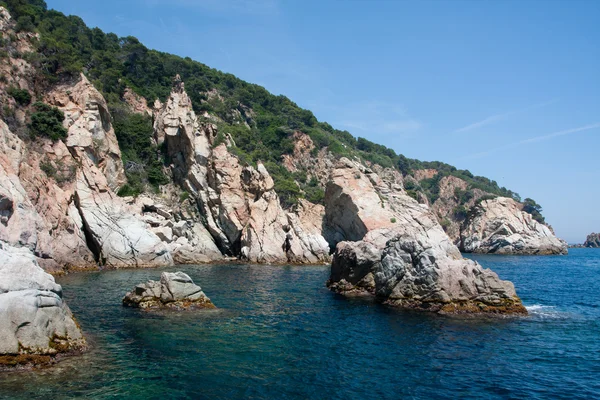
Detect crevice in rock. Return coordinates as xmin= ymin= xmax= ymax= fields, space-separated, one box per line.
xmin=72 ymin=192 xmax=103 ymax=266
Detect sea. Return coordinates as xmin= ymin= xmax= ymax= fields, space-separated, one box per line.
xmin=0 ymin=248 xmax=599 ymax=399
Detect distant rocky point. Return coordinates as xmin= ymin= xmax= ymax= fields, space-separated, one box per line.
xmin=584 ymin=233 xmax=600 ymax=248
xmin=122 ymin=272 xmax=215 ymax=310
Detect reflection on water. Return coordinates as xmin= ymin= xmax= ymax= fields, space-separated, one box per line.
xmin=1 ymin=250 xmax=599 ymax=399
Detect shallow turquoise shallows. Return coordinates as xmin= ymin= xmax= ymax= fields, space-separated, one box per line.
xmin=1 ymin=249 xmax=599 ymax=399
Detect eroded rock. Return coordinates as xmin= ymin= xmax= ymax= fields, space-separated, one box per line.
xmin=460 ymin=197 xmax=568 ymax=255
xmin=0 ymin=242 xmax=86 ymax=367
xmin=122 ymin=271 xmax=215 ymax=310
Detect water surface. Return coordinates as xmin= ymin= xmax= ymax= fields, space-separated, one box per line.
xmin=1 ymin=249 xmax=599 ymax=399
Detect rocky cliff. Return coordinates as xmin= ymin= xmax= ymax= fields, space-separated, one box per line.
xmin=412 ymin=171 xmax=568 ymax=255
xmin=583 ymin=233 xmax=600 ymax=248
xmin=459 ymin=197 xmax=567 ymax=255
xmin=0 ymin=4 xmax=531 ymax=320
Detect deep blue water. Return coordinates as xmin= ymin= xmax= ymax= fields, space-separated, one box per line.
xmin=1 ymin=248 xmax=599 ymax=399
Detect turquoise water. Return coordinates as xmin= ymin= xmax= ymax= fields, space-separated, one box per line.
xmin=1 ymin=249 xmax=599 ymax=399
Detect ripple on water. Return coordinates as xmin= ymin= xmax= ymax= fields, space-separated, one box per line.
xmin=0 ymin=251 xmax=598 ymax=399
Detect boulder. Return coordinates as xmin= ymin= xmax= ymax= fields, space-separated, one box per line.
xmin=0 ymin=242 xmax=86 ymax=367
xmin=324 ymin=159 xmax=526 ymax=315
xmin=460 ymin=197 xmax=568 ymax=255
xmin=122 ymin=271 xmax=215 ymax=309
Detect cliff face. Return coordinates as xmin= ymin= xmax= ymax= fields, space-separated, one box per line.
xmin=151 ymin=76 xmax=330 ymax=264
xmin=418 ymin=172 xmax=568 ymax=255
xmin=0 ymin=5 xmax=530 ymax=319
xmin=459 ymin=197 xmax=567 ymax=255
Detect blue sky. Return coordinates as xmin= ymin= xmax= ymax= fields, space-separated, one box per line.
xmin=46 ymin=0 xmax=599 ymax=243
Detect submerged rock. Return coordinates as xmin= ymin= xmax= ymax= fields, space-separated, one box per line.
xmin=122 ymin=272 xmax=215 ymax=310
xmin=0 ymin=242 xmax=86 ymax=368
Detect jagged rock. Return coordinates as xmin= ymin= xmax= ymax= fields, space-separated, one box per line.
xmin=122 ymin=87 xmax=152 ymax=116
xmin=584 ymin=233 xmax=600 ymax=248
xmin=0 ymin=121 xmax=96 ymax=272
xmin=0 ymin=242 xmax=86 ymax=366
xmin=122 ymin=271 xmax=215 ymax=309
xmin=47 ymin=73 xmax=126 ymax=191
xmin=460 ymin=197 xmax=568 ymax=255
xmin=324 ymin=159 xmax=526 ymax=314
xmin=375 ymin=235 xmax=525 ymax=313
xmin=73 ymin=154 xmax=173 ymax=268
xmin=327 ymin=233 xmax=526 ymax=314
xmin=328 ymin=240 xmax=380 ymax=295
xmin=170 ymin=222 xmax=223 ymax=264
xmin=153 ymin=78 xmax=330 ymax=263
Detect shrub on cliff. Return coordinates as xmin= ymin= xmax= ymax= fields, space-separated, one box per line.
xmin=28 ymin=102 xmax=67 ymax=141
xmin=522 ymin=198 xmax=546 ymax=224
xmin=7 ymin=86 xmax=31 ymax=105
xmin=112 ymin=108 xmax=168 ymax=194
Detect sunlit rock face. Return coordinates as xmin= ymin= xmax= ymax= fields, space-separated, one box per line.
xmin=460 ymin=197 xmax=568 ymax=255
xmin=0 ymin=242 xmax=86 ymax=366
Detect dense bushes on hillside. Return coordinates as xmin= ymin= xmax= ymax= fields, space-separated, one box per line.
xmin=111 ymin=108 xmax=169 ymax=196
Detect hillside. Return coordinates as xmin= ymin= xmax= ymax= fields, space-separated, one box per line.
xmin=0 ymin=0 xmax=540 ymax=217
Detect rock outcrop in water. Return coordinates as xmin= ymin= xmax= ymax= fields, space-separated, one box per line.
xmin=583 ymin=233 xmax=600 ymax=248
xmin=325 ymin=159 xmax=526 ymax=314
xmin=122 ymin=271 xmax=215 ymax=310
xmin=459 ymin=197 xmax=568 ymax=255
xmin=0 ymin=242 xmax=86 ymax=367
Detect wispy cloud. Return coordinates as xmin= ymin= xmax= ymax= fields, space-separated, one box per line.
xmin=462 ymin=122 xmax=600 ymax=160
xmin=453 ymin=99 xmax=558 ymax=134
xmin=333 ymin=101 xmax=423 ymax=138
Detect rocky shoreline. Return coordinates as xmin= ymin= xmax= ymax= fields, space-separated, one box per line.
xmin=0 ymin=4 xmax=575 ymax=368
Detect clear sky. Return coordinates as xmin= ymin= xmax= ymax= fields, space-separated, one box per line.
xmin=45 ymin=0 xmax=599 ymax=243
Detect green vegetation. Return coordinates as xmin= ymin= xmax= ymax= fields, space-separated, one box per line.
xmin=522 ymin=198 xmax=546 ymax=224
xmin=1 ymin=0 xmax=543 ymax=219
xmin=28 ymin=101 xmax=67 ymax=140
xmin=7 ymin=86 xmax=32 ymax=105
xmin=39 ymin=157 xmax=75 ymax=184
xmin=111 ymin=108 xmax=168 ymax=196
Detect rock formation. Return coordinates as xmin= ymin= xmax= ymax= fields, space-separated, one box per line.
xmin=583 ymin=233 xmax=600 ymax=248
xmin=152 ymin=77 xmax=330 ymax=263
xmin=0 ymin=242 xmax=86 ymax=367
xmin=460 ymin=197 xmax=568 ymax=255
xmin=122 ymin=271 xmax=215 ymax=310
xmin=325 ymin=159 xmax=526 ymax=314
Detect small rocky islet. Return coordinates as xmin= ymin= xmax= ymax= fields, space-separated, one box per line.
xmin=0 ymin=4 xmax=572 ymax=368
xmin=122 ymin=271 xmax=215 ymax=310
